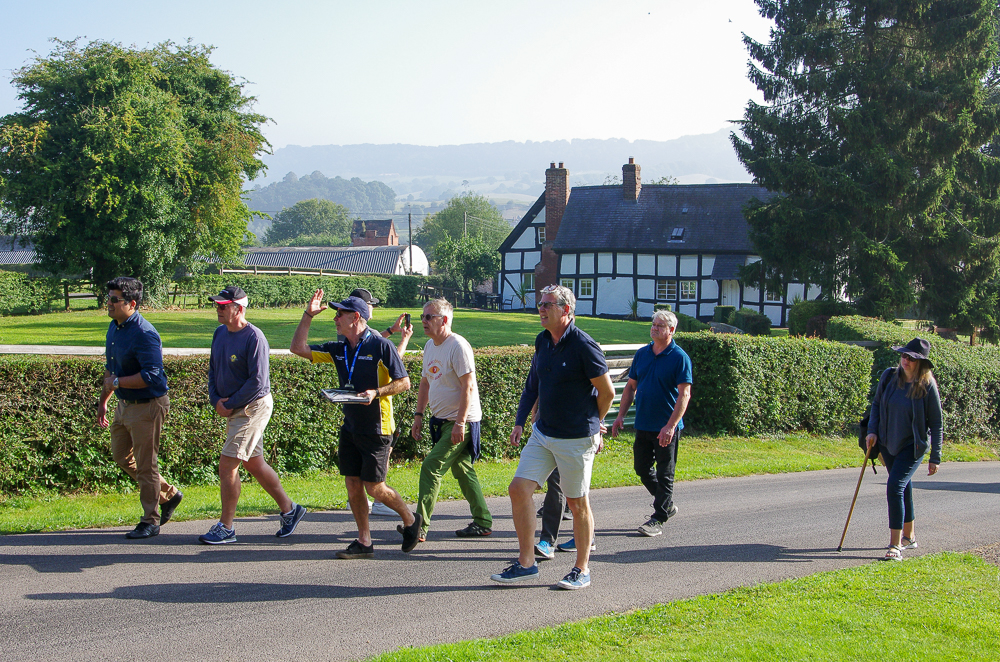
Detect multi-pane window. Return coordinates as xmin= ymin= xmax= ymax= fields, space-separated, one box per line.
xmin=537 ymin=227 xmax=546 ymax=244
xmin=657 ymin=279 xmax=678 ymax=300
xmin=560 ymin=278 xmax=575 ymax=292
xmin=579 ymin=279 xmax=593 ymax=297
xmin=680 ymin=280 xmax=698 ymax=300
xmin=522 ymin=272 xmax=534 ymax=291
xmin=765 ymin=289 xmax=783 ymax=303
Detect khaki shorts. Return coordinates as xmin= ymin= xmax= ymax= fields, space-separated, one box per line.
xmin=513 ymin=423 xmax=602 ymax=498
xmin=222 ymin=393 xmax=274 ymax=461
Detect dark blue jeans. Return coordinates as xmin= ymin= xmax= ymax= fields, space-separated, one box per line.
xmin=882 ymin=444 xmax=924 ymax=530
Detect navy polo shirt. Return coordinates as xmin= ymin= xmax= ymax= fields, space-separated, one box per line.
xmin=515 ymin=322 xmax=608 ymax=439
xmin=310 ymin=329 xmax=408 ymax=435
xmin=628 ymin=340 xmax=693 ymax=432
xmin=105 ymin=311 xmax=168 ymax=400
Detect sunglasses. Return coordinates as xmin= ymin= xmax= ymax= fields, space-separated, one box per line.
xmin=214 ymin=302 xmax=231 ymax=310
xmin=107 ymin=296 xmax=132 ymax=305
xmin=334 ymin=310 xmax=359 ymax=319
xmin=420 ymin=314 xmax=443 ymax=322
xmin=537 ymin=301 xmax=562 ymax=310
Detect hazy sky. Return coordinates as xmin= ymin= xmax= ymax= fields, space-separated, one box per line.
xmin=0 ymin=0 xmax=772 ymax=150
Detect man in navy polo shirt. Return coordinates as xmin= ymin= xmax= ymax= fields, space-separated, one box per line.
xmin=491 ymin=284 xmax=614 ymax=590
xmin=291 ymin=290 xmax=419 ymax=559
xmin=97 ymin=276 xmax=182 ymax=539
xmin=612 ymin=309 xmax=692 ymax=537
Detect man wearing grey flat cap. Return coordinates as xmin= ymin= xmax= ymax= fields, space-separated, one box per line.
xmin=291 ymin=289 xmax=420 ymax=559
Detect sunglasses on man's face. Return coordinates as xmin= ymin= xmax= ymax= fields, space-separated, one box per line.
xmin=107 ymin=296 xmax=132 ymax=305
xmin=420 ymin=314 xmax=442 ymax=322
xmin=214 ymin=302 xmax=231 ymax=310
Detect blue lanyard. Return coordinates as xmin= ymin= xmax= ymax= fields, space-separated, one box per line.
xmin=344 ymin=330 xmax=371 ymax=387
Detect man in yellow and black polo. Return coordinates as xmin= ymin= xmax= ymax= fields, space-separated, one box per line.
xmin=291 ymin=290 xmax=419 ymax=559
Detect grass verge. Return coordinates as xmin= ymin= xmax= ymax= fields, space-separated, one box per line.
xmin=2 ymin=432 xmax=995 ymax=534
xmin=367 ymin=552 xmax=1000 ymax=661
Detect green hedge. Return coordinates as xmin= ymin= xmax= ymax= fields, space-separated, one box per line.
xmin=787 ymin=300 xmax=855 ymax=336
xmin=177 ymin=274 xmax=422 ymax=308
xmin=0 ymin=335 xmax=873 ymax=496
xmin=827 ymin=316 xmax=1000 ymax=440
xmin=675 ymin=332 xmax=871 ymax=435
xmin=713 ymin=305 xmax=736 ymax=323
xmin=728 ymin=308 xmax=772 ymax=336
xmin=0 ymin=271 xmax=62 ymax=316
xmin=0 ymin=348 xmax=532 ymax=497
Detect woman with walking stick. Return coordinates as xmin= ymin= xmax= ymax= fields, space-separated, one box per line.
xmin=865 ymin=338 xmax=943 ymax=561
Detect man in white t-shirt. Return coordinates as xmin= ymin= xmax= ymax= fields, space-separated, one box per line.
xmin=409 ymin=298 xmax=493 ymax=542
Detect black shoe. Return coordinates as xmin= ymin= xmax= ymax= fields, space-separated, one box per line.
xmin=335 ymin=539 xmax=374 ymax=559
xmin=125 ymin=522 xmax=160 ymax=539
xmin=160 ymin=491 xmax=183 ymax=526
xmin=401 ymin=513 xmax=423 ymax=553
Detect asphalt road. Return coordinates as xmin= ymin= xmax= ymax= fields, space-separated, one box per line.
xmin=2 ymin=462 xmax=998 ymax=662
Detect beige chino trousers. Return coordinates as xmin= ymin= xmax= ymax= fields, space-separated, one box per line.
xmin=110 ymin=395 xmax=178 ymax=525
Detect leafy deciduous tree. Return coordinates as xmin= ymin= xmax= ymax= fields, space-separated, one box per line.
xmin=432 ymin=233 xmax=501 ymax=292
xmin=263 ymin=198 xmax=352 ymax=247
xmin=414 ymin=192 xmax=509 ymax=251
xmin=0 ymin=39 xmax=269 ymax=302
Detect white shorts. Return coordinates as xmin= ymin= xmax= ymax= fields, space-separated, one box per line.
xmin=513 ymin=423 xmax=601 ymax=499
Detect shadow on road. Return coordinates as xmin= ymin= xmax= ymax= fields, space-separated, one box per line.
xmin=911 ymin=480 xmax=1000 ymax=494
xmin=25 ymin=581 xmax=505 ymax=603
xmin=595 ymin=542 xmax=842 ymax=564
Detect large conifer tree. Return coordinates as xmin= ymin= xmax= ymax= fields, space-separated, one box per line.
xmin=733 ymin=1 xmax=1000 ymax=329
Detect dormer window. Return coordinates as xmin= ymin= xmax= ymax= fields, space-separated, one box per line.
xmin=670 ymin=227 xmax=685 ymax=242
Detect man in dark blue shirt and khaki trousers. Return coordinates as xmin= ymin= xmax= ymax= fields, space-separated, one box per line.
xmin=491 ymin=284 xmax=615 ymax=590
xmin=97 ymin=277 xmax=182 ymax=539
xmin=198 ymin=286 xmax=306 ymax=545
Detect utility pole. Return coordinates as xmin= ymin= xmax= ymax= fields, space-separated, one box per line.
xmin=408 ymin=206 xmax=413 ymax=275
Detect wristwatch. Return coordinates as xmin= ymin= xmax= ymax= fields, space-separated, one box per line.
xmin=385 ymin=326 xmax=394 ymax=335
xmin=112 ymin=377 xmax=119 ymax=389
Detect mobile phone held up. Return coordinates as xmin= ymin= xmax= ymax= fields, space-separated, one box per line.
xmin=405 ymin=313 xmax=411 ymax=328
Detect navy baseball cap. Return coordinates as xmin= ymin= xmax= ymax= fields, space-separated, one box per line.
xmin=208 ymin=285 xmax=249 ymax=307
xmin=329 ymin=296 xmax=371 ymax=320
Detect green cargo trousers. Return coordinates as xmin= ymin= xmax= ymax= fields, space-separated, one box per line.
xmin=417 ymin=419 xmax=492 ymax=537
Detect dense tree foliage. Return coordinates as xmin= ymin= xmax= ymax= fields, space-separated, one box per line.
xmin=732 ymin=1 xmax=1000 ymax=334
xmin=414 ymin=192 xmax=509 ymax=250
xmin=0 ymin=40 xmax=269 ymax=301
xmin=249 ymin=171 xmax=396 ymax=215
xmin=263 ymin=198 xmax=352 ymax=247
xmin=432 ymin=233 xmax=502 ymax=292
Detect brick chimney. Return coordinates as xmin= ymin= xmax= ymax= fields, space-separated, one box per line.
xmin=623 ymin=156 xmax=641 ymax=201
xmin=535 ymin=161 xmax=569 ymax=298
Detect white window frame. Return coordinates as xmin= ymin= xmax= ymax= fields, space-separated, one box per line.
xmin=522 ymin=272 xmax=535 ymax=290
xmin=680 ymin=280 xmax=698 ymax=301
xmin=657 ymin=279 xmax=678 ymax=300
xmin=579 ymin=278 xmax=593 ymax=297
xmin=765 ymin=288 xmax=783 ymax=303
xmin=560 ymin=278 xmax=575 ymax=292
xmin=537 ymin=226 xmax=546 ymax=244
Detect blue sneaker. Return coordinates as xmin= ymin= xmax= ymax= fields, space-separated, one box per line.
xmin=556 ymin=537 xmax=596 ymax=552
xmin=276 ymin=503 xmax=306 ymax=538
xmin=556 ymin=566 xmax=591 ymax=590
xmin=490 ymin=561 xmax=539 ymax=584
xmin=535 ymin=540 xmax=555 ymax=560
xmin=199 ymin=522 xmax=236 ymax=545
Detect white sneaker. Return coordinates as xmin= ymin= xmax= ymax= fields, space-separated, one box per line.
xmin=367 ymin=498 xmax=374 ymax=513
xmin=371 ymin=501 xmax=396 ymax=516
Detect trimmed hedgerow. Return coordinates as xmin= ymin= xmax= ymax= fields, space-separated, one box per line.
xmin=728 ymin=308 xmax=772 ymax=336
xmin=787 ymin=299 xmax=856 ymax=336
xmin=674 ymin=332 xmax=871 ymax=435
xmin=0 ymin=271 xmax=62 ymax=315
xmin=176 ymin=274 xmax=423 ymax=308
xmin=827 ymin=315 xmax=1000 ymax=440
xmin=713 ymin=305 xmax=736 ymax=323
xmin=0 ymin=347 xmax=534 ymax=497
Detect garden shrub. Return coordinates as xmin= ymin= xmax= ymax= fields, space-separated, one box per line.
xmin=805 ymin=315 xmax=831 ymax=339
xmin=728 ymin=308 xmax=772 ymax=336
xmin=0 ymin=271 xmax=62 ymax=315
xmin=713 ymin=305 xmax=735 ymax=323
xmin=787 ymin=300 xmax=855 ymax=336
xmin=387 ymin=275 xmax=421 ymax=306
xmin=674 ymin=332 xmax=871 ymax=435
xmin=827 ymin=315 xmax=1000 ymax=440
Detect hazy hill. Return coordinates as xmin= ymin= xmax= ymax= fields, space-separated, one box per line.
xmin=257 ymin=129 xmax=751 ymax=194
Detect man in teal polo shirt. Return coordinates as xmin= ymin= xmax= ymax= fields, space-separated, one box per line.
xmin=612 ymin=309 xmax=692 ymax=537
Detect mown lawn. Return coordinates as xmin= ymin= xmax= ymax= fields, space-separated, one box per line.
xmin=0 ymin=306 xmax=657 ymax=349
xmin=2 ymin=432 xmax=995 ymax=534
xmin=368 ymin=552 xmax=1000 ymax=661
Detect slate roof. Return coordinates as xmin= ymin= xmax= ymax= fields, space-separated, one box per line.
xmin=352 ymin=219 xmax=396 ymax=237
xmin=711 ymin=254 xmax=745 ymax=280
xmin=551 ymin=183 xmax=774 ymax=254
xmin=244 ymin=246 xmax=404 ymax=274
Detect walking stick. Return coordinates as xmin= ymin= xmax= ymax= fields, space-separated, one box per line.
xmin=837 ymin=442 xmax=878 ymax=552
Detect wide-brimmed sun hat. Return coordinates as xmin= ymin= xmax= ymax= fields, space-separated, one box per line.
xmin=892 ymin=337 xmax=933 ymax=369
